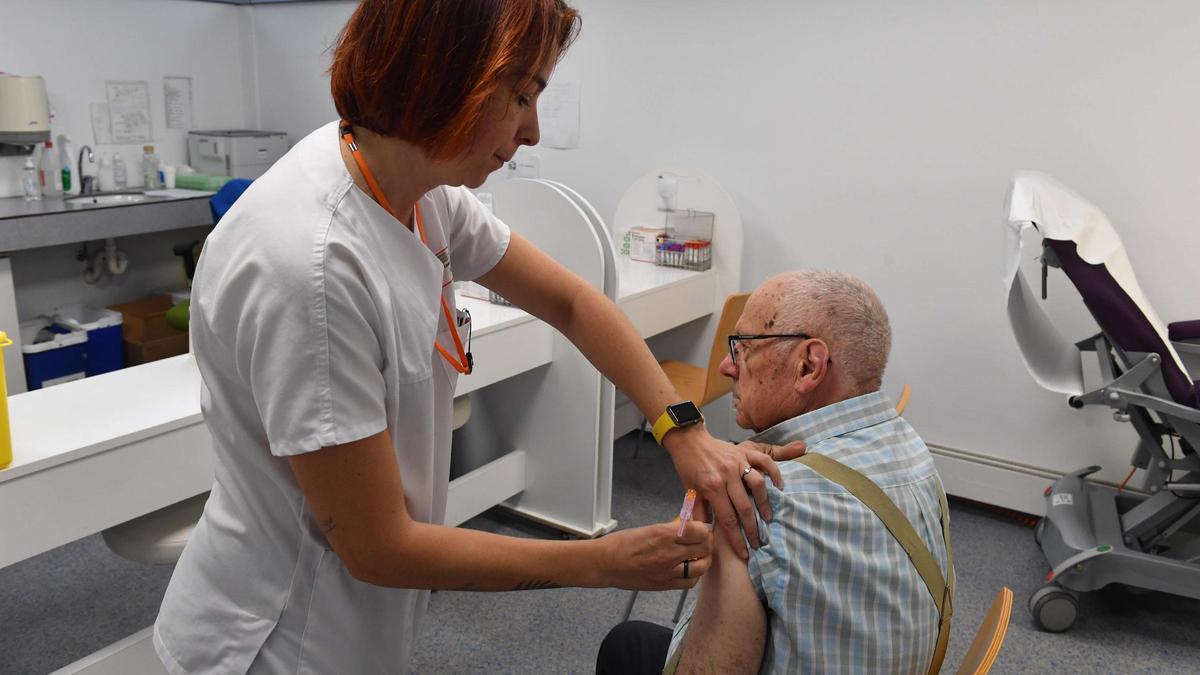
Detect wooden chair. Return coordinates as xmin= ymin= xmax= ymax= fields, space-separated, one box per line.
xmin=633 ymin=292 xmax=751 ymax=457
xmin=955 ymin=586 xmax=1013 ymax=675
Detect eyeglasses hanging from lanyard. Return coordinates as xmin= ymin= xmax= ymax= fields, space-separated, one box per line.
xmin=340 ymin=123 xmax=473 ymax=375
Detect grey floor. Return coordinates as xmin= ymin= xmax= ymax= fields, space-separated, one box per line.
xmin=4 ymin=433 xmax=1200 ymax=674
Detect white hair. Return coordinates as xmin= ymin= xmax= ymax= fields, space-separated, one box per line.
xmin=767 ymin=270 xmax=891 ymax=394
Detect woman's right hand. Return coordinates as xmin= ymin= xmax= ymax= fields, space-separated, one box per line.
xmin=598 ymin=520 xmax=713 ymax=591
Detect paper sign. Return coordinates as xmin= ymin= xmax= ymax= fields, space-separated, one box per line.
xmin=539 ymin=81 xmax=581 ymax=149
xmin=106 ymin=81 xmax=152 ymax=143
xmin=164 ymin=76 xmax=194 ymax=130
xmin=90 ymin=102 xmax=113 ymax=145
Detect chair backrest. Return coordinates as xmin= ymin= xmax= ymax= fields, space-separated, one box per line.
xmin=955 ymin=586 xmax=1013 ymax=675
xmin=699 ymin=293 xmax=751 ymax=407
xmin=1048 ymin=239 xmax=1198 ymax=408
xmin=209 ymin=178 xmax=253 ymax=224
xmin=1005 ymin=172 xmax=1196 ymax=408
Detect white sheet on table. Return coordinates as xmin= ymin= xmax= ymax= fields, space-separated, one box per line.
xmin=1001 ymin=171 xmax=1189 ymax=396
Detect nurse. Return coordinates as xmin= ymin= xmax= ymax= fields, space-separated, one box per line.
xmin=154 ymin=1 xmax=797 ymax=673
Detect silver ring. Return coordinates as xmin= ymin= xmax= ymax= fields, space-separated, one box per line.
xmin=741 ymin=465 xmax=754 ymax=478
xmin=683 ymin=559 xmax=690 ymax=579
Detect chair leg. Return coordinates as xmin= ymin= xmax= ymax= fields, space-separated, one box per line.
xmin=623 ymin=590 xmax=639 ymax=622
xmin=633 ymin=417 xmax=648 ymax=458
xmin=672 ymin=587 xmax=691 ymax=625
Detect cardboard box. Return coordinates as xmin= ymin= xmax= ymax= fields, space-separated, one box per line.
xmin=108 ymin=295 xmax=190 ymax=365
xmin=629 ymin=226 xmax=665 ymax=263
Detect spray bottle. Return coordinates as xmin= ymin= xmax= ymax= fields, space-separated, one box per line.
xmin=57 ymin=134 xmax=79 ymax=196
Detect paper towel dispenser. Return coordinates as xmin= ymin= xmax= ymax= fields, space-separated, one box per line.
xmin=187 ymin=130 xmax=288 ymax=179
xmin=0 ymin=74 xmax=50 ymax=156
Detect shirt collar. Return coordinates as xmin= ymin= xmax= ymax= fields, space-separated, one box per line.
xmin=750 ymin=390 xmax=897 ymax=448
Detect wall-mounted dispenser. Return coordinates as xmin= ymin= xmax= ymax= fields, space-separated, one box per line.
xmin=0 ymin=74 xmax=50 ymax=156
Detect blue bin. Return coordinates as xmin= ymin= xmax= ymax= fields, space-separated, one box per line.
xmin=53 ymin=304 xmax=124 ymax=376
xmin=20 ymin=320 xmax=87 ymax=390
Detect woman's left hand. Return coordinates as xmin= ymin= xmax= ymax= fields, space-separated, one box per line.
xmin=664 ymin=427 xmax=807 ymax=559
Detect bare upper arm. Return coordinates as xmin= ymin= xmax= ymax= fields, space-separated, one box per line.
xmin=675 ymin=531 xmax=768 ymax=675
xmin=474 ymin=231 xmax=592 ymax=330
xmin=287 ymin=430 xmax=411 ymax=582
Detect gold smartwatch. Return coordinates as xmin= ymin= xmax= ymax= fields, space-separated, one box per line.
xmin=651 ymin=401 xmax=704 ymax=446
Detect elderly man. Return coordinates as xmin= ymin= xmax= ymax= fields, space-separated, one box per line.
xmin=597 ymin=270 xmax=953 ymax=675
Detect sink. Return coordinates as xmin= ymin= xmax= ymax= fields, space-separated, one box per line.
xmin=66 ymin=193 xmax=150 ymax=206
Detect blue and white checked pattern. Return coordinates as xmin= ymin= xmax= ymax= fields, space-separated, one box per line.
xmin=668 ymin=391 xmax=951 ymax=674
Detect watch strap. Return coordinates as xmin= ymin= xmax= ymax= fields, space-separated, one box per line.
xmin=651 ymin=404 xmax=704 ymax=446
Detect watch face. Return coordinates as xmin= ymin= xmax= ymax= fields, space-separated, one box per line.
xmin=668 ymin=401 xmax=703 ymax=426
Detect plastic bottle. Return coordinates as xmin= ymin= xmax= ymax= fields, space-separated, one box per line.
xmin=112 ymin=152 xmax=127 ymax=190
xmin=98 ymin=152 xmax=115 ymax=192
xmin=22 ymin=157 xmax=41 ymax=201
xmin=39 ymin=139 xmax=62 ymax=196
xmin=141 ymin=145 xmax=160 ymax=189
xmin=58 ymin=134 xmax=79 ymax=196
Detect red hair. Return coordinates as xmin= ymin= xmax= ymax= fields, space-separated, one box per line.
xmin=330 ymin=0 xmax=580 ymax=160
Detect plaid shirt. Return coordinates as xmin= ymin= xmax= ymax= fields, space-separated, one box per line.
xmin=668 ymin=391 xmax=951 ymax=674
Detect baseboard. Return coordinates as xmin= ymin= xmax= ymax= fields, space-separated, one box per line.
xmin=620 ymin=403 xmax=1111 ymax=518
xmin=929 ymin=443 xmax=1143 ymax=518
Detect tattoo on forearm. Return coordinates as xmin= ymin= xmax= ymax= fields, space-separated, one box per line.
xmin=512 ymin=579 xmax=562 ymax=591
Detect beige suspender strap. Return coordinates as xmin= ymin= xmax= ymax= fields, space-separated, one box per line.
xmin=931 ymin=485 xmax=955 ymax=673
xmin=796 ymin=454 xmax=953 ymax=675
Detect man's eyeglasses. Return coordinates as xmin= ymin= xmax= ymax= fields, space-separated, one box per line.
xmin=727 ymin=333 xmax=813 ymax=363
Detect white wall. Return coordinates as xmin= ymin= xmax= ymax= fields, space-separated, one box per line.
xmin=246 ymin=1 xmax=354 ymax=138
xmin=0 ymin=0 xmax=254 ymax=197
xmin=558 ymin=0 xmax=1200 ymax=491
xmin=243 ymin=0 xmax=1200 ymax=496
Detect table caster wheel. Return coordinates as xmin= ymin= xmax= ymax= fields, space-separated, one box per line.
xmin=1030 ymin=584 xmax=1078 ymax=633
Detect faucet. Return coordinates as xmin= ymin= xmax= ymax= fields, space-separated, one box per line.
xmin=78 ymin=145 xmax=96 ymax=195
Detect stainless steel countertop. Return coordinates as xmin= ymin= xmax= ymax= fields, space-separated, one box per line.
xmin=0 ymin=193 xmax=214 ymax=252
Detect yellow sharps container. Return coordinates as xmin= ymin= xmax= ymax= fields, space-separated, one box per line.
xmin=0 ymin=331 xmax=12 ymax=469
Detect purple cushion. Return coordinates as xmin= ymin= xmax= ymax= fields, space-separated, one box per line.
xmin=1047 ymin=240 xmax=1199 ymax=409
xmin=1169 ymin=320 xmax=1200 ymax=342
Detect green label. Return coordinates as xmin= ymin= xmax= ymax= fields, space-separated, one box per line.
xmin=61 ymin=168 xmax=71 ymax=191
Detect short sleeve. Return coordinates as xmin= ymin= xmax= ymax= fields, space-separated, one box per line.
xmin=244 ymin=237 xmax=388 ymax=457
xmin=747 ymin=517 xmax=772 ymax=602
xmin=442 ymin=186 xmax=511 ymax=281
xmin=747 ymin=485 xmax=789 ymax=603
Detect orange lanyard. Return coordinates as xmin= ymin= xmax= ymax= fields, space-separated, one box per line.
xmin=340 ymin=124 xmax=473 ymax=375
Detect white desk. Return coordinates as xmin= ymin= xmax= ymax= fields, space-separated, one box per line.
xmin=614 ymin=256 xmax=717 ymax=338
xmin=440 ymin=295 xmax=553 ymax=526
xmin=0 ymin=293 xmax=552 ymax=571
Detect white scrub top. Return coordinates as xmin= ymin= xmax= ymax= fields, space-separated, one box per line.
xmin=153 ymin=120 xmax=510 ymax=674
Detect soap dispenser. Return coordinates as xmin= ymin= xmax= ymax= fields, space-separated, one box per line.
xmin=58 ymin=134 xmax=79 ymax=196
